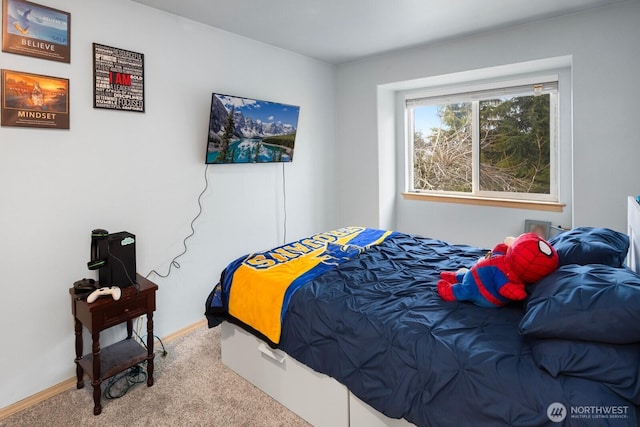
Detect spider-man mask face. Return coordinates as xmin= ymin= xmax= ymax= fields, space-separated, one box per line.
xmin=507 ymin=232 xmax=559 ymax=283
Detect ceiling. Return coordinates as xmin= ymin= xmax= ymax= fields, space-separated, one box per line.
xmin=131 ymin=0 xmax=626 ymax=64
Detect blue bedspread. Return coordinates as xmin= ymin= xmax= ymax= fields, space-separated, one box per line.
xmin=276 ymin=232 xmax=639 ymax=426
xmin=207 ymin=230 xmax=639 ymax=426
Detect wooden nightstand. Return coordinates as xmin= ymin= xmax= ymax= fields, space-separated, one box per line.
xmin=69 ymin=274 xmax=158 ymax=415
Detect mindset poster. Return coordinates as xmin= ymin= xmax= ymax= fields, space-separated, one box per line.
xmin=1 ymin=69 xmax=70 ymax=129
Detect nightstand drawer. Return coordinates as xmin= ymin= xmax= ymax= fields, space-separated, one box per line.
xmin=100 ymin=297 xmax=147 ymax=328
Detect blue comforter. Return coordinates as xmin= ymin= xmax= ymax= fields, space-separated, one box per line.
xmin=277 ymin=232 xmax=638 ymax=426
xmin=207 ymin=231 xmax=639 ymax=426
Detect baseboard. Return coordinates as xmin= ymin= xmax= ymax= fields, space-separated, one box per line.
xmin=0 ymin=378 xmax=79 ymax=420
xmin=0 ymin=318 xmax=208 ymax=421
xmin=161 ymin=318 xmax=207 ymax=342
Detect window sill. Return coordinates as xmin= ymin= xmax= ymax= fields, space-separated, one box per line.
xmin=401 ymin=192 xmax=565 ymax=212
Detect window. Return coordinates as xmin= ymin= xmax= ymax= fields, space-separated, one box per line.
xmin=405 ymin=77 xmax=558 ymax=203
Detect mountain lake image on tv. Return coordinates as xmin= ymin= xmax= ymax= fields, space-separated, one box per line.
xmin=206 ymin=93 xmax=300 ymax=164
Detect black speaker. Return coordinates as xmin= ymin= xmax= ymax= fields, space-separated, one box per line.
xmin=88 ymin=229 xmax=137 ymax=287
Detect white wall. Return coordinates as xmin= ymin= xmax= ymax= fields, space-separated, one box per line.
xmin=0 ymin=0 xmax=336 ymax=409
xmin=335 ymin=1 xmax=640 ymax=247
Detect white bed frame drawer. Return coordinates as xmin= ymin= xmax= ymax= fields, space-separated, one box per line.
xmin=220 ymin=321 xmax=349 ymax=427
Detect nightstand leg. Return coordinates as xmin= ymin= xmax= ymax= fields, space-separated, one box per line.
xmin=74 ymin=318 xmax=84 ymax=389
xmin=146 ymin=312 xmax=154 ymax=387
xmin=91 ymin=331 xmax=102 ymax=415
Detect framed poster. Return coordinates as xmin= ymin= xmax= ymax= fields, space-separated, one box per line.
xmin=1 ymin=69 xmax=69 ymax=129
xmin=1 ymin=0 xmax=71 ymax=63
xmin=93 ymin=43 xmax=145 ymax=112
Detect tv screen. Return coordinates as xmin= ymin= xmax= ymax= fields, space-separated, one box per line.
xmin=205 ymin=93 xmax=300 ymax=164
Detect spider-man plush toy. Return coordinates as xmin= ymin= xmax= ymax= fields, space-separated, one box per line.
xmin=437 ymin=232 xmax=559 ymax=307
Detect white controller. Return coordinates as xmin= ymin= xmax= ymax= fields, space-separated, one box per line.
xmin=87 ymin=286 xmax=122 ymax=303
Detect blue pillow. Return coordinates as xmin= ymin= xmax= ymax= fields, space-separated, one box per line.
xmin=520 ymin=264 xmax=640 ymax=344
xmin=529 ymin=338 xmax=640 ymax=403
xmin=548 ymin=227 xmax=629 ymax=267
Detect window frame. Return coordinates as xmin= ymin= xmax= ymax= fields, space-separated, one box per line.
xmin=404 ymin=74 xmax=560 ymax=204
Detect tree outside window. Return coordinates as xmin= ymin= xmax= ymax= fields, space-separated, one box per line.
xmin=407 ymin=81 xmax=557 ymax=202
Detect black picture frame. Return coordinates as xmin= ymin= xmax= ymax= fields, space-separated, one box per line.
xmin=93 ymin=43 xmax=144 ymax=112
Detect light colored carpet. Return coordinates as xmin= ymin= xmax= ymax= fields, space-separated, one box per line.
xmin=0 ymin=325 xmax=311 ymax=427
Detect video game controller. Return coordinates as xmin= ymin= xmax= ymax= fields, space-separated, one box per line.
xmin=87 ymin=286 xmax=122 ymax=303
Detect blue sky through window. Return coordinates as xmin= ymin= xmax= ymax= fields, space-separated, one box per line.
xmin=414 ymin=105 xmax=440 ymax=135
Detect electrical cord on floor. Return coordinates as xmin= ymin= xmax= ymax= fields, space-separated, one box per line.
xmin=133 ymin=317 xmax=168 ymax=356
xmin=103 ymin=329 xmax=167 ymax=399
xmin=131 ymin=317 xmax=169 ymax=374
xmin=103 ymin=364 xmax=147 ymax=399
xmin=136 ymin=331 xmax=167 ymax=359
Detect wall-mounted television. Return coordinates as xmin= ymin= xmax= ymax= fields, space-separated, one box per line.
xmin=205 ymin=93 xmax=300 ymax=164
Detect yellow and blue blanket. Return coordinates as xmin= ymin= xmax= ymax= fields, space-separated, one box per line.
xmin=217 ymin=227 xmax=395 ymax=344
xmin=207 ymin=230 xmax=640 ymax=426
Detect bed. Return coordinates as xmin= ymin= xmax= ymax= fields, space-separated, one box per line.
xmin=205 ymin=201 xmax=640 ymax=426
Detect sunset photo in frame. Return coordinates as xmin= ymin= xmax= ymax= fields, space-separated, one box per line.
xmin=1 ymin=69 xmax=69 ymax=129
xmin=2 ymin=0 xmax=71 ymax=63
xmin=206 ymin=93 xmax=300 ymax=164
